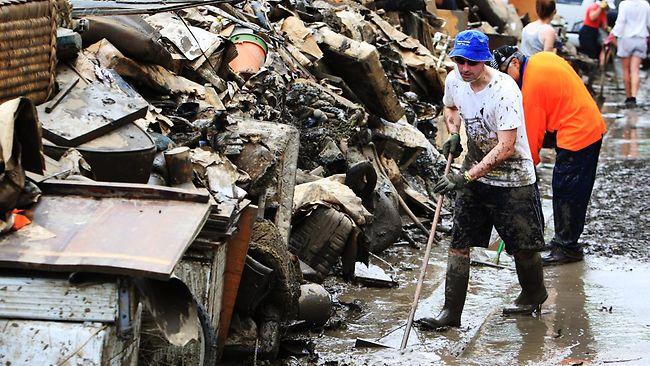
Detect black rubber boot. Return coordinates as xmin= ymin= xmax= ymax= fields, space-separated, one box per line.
xmin=417 ymin=254 xmax=470 ymax=329
xmin=503 ymin=252 xmax=548 ymax=315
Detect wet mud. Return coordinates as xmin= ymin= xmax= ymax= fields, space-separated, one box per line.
xmin=287 ymin=72 xmax=650 ymax=366
xmin=582 ymin=109 xmax=650 ymax=260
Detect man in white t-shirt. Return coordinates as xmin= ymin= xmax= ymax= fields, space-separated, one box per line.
xmin=417 ymin=30 xmax=547 ymax=330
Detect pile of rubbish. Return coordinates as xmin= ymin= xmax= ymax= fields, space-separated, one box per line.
xmin=0 ymin=0 xmax=595 ymax=363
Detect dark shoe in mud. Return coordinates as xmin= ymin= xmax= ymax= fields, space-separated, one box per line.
xmin=542 ymin=247 xmax=583 ymax=266
xmin=624 ymin=97 xmax=637 ymax=108
xmin=502 ymin=294 xmax=548 ymax=315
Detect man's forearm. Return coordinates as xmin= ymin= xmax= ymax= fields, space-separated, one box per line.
xmin=444 ymin=106 xmax=461 ymax=134
xmin=467 ymin=140 xmax=515 ymax=179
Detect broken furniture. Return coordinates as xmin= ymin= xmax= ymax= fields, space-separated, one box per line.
xmin=0 ymin=178 xmax=254 ymax=365
xmin=0 ymin=273 xmax=141 ymax=365
xmin=230 ymin=118 xmax=300 ymax=246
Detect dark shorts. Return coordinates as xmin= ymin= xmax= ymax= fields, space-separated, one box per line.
xmin=450 ymin=182 xmax=545 ymax=254
xmin=578 ymin=25 xmax=602 ymax=59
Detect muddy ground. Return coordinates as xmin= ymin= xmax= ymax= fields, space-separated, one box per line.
xmin=582 ymin=108 xmax=650 ymax=260
xmin=281 ymin=67 xmax=650 ymax=366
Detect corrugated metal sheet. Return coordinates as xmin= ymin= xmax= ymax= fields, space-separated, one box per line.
xmin=0 ymin=276 xmax=117 ymax=322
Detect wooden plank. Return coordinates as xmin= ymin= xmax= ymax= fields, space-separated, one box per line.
xmin=36 ymin=179 xmax=210 ymax=203
xmin=0 ymin=195 xmax=211 ymax=279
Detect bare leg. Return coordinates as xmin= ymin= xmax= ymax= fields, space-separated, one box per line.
xmin=621 ymin=57 xmax=632 ymax=98
xmin=630 ymin=56 xmax=642 ymax=98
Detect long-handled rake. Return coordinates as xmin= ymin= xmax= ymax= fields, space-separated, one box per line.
xmin=399 ymin=154 xmax=454 ymax=349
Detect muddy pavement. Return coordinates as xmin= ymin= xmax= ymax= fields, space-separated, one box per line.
xmin=292 ymin=74 xmax=650 ymax=365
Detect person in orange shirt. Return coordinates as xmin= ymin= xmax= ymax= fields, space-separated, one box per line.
xmin=491 ymin=46 xmax=607 ymax=265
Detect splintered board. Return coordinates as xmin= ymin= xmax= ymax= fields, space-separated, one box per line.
xmin=37 ymin=81 xmax=148 ymax=147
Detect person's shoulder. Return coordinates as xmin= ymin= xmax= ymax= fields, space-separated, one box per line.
xmin=491 ymin=70 xmax=520 ymax=94
xmin=530 ymin=52 xmax=564 ymax=68
xmin=528 ymin=53 xmax=571 ymax=80
xmin=541 ymin=23 xmax=555 ymax=32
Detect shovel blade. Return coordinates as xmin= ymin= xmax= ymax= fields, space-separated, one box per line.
xmin=354 ymin=338 xmax=394 ymax=349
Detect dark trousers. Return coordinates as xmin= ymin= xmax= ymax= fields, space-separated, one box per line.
xmin=550 ymin=139 xmax=602 ymax=253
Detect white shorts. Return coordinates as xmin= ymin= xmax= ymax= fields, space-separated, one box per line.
xmin=617 ymin=37 xmax=648 ymax=58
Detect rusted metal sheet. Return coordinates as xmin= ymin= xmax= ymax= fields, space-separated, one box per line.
xmin=0 ymin=276 xmax=117 ymax=322
xmin=218 ymin=205 xmax=256 ymax=349
xmin=36 ymin=80 xmax=148 ymax=147
xmin=0 ymin=194 xmax=211 ymax=279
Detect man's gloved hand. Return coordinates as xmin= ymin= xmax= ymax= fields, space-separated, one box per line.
xmin=434 ymin=172 xmax=469 ymax=194
xmin=442 ymin=133 xmax=463 ymax=159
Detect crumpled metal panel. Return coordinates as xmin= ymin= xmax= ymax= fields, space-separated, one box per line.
xmin=36 ymin=80 xmax=148 ymax=147
xmin=0 ymin=276 xmax=118 ymax=322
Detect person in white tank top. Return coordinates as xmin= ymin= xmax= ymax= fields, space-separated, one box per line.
xmin=520 ymin=0 xmax=557 ymax=56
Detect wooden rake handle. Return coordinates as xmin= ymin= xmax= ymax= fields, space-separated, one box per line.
xmin=400 ymin=153 xmax=454 ymax=349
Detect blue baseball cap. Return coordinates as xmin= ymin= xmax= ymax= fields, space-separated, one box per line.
xmin=448 ymin=30 xmax=493 ymax=62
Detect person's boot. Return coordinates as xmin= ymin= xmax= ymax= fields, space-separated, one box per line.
xmin=417 ymin=254 xmax=470 ymax=329
xmin=542 ymin=246 xmax=584 ymax=266
xmin=503 ymin=252 xmax=548 ymax=315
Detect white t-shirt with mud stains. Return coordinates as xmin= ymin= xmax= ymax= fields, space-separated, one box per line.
xmin=442 ymin=68 xmax=536 ymax=187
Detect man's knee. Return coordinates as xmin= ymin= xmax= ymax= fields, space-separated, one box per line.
xmin=513 ymin=249 xmax=536 ymax=261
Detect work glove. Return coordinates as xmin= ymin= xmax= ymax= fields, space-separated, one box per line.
xmin=442 ymin=133 xmax=463 ymax=159
xmin=433 ymin=172 xmax=469 ymax=195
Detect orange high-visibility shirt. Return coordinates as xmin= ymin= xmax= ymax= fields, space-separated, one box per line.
xmin=521 ymin=52 xmax=606 ymax=165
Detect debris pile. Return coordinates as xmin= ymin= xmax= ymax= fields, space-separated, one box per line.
xmin=0 ymin=0 xmax=598 ymax=363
